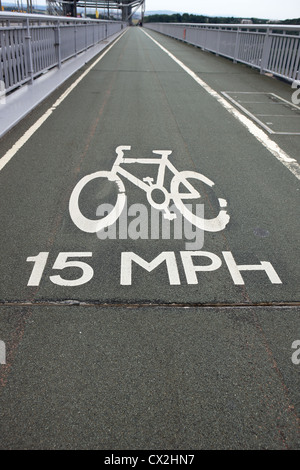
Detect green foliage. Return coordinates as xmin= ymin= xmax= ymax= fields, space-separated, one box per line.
xmin=144 ymin=13 xmax=300 ymax=25
xmin=145 ymin=13 xmax=242 ymax=24
xmin=279 ymin=18 xmax=300 ymax=24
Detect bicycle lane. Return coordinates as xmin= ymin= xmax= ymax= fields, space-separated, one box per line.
xmin=0 ymin=25 xmax=296 ymax=305
xmin=0 ymin=27 xmax=299 ymax=449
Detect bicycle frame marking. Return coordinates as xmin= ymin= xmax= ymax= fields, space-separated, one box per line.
xmin=113 ymin=147 xmax=200 ymax=201
xmin=69 ymin=145 xmax=230 ymax=234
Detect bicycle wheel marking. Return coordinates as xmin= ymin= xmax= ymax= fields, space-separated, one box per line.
xmin=171 ymin=171 xmax=230 ymax=232
xmin=69 ymin=171 xmax=126 ymax=233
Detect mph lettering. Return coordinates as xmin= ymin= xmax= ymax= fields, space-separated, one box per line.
xmin=26 ymin=250 xmax=282 ymax=287
xmin=121 ymin=251 xmax=282 ymax=286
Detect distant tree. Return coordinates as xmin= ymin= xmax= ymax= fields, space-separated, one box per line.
xmin=145 ymin=14 xmax=242 ymax=24
xmin=144 ymin=13 xmax=300 ymax=25
xmin=279 ymin=18 xmax=300 ymax=24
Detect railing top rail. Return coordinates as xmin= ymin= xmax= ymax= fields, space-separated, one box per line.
xmin=148 ymin=22 xmax=300 ymax=32
xmin=0 ymin=11 xmax=126 ymax=25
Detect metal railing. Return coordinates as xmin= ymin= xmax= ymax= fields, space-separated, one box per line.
xmin=0 ymin=12 xmax=126 ymax=94
xmin=145 ymin=23 xmax=300 ymax=82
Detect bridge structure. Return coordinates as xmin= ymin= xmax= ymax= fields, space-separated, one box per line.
xmin=0 ymin=12 xmax=300 ymax=450
xmin=47 ymin=0 xmax=146 ymax=22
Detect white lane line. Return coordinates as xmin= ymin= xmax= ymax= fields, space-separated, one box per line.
xmin=141 ymin=29 xmax=300 ymax=181
xmin=0 ymin=29 xmax=127 ymax=173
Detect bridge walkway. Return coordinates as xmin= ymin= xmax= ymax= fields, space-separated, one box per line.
xmin=0 ymin=26 xmax=299 ymax=450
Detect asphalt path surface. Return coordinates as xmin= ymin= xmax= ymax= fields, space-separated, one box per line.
xmin=0 ymin=26 xmax=299 ymax=450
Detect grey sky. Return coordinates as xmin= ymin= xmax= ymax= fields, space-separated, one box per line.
xmin=144 ymin=0 xmax=299 ymax=20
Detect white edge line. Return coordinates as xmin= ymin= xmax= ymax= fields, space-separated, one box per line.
xmin=141 ymin=29 xmax=300 ymax=181
xmin=0 ymin=29 xmax=128 ymax=173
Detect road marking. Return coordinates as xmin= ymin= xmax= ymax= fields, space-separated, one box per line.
xmin=0 ymin=29 xmax=128 ymax=173
xmin=120 ymin=250 xmax=282 ymax=286
xmin=141 ymin=29 xmax=300 ymax=181
xmin=69 ymin=145 xmax=230 ymax=234
xmin=221 ymin=91 xmax=300 ymax=135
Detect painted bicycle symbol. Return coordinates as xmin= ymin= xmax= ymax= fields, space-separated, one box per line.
xmin=69 ymin=146 xmax=230 ymax=233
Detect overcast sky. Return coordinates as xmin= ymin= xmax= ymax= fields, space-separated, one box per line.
xmin=3 ymin=0 xmax=298 ymax=20
xmin=144 ymin=0 xmax=299 ymax=20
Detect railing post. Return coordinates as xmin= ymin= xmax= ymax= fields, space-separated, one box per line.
xmin=24 ymin=18 xmax=34 ymax=84
xmin=85 ymin=22 xmax=87 ymax=50
xmin=201 ymin=26 xmax=207 ymax=51
xmin=216 ymin=27 xmax=221 ymax=56
xmin=233 ymin=27 xmax=241 ymax=63
xmin=260 ymin=27 xmax=272 ymax=74
xmin=74 ymin=22 xmax=77 ymax=56
xmin=55 ymin=21 xmax=61 ymax=69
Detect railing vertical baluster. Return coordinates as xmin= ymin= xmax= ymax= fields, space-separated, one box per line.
xmin=74 ymin=22 xmax=77 ymax=56
xmin=55 ymin=21 xmax=61 ymax=68
xmin=216 ymin=27 xmax=221 ymax=56
xmin=260 ymin=27 xmax=271 ymax=74
xmin=233 ymin=27 xmax=241 ymax=63
xmin=2 ymin=31 xmax=9 ymax=88
xmin=85 ymin=22 xmax=87 ymax=50
xmin=203 ymin=26 xmax=207 ymax=51
xmin=24 ymin=18 xmax=34 ymax=84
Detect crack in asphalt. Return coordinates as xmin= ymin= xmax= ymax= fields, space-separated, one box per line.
xmin=0 ymin=300 xmax=299 ymax=309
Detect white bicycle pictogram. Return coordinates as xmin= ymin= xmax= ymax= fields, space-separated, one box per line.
xmin=69 ymin=145 xmax=230 ymax=233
